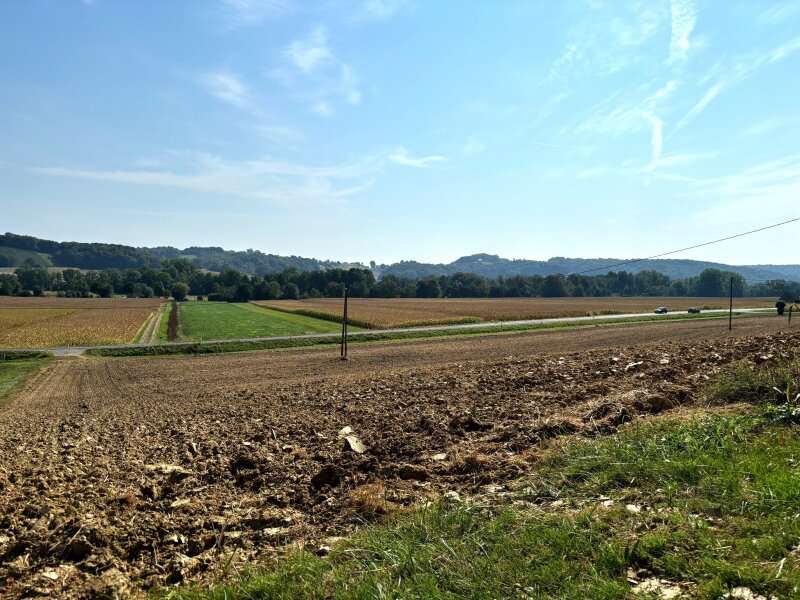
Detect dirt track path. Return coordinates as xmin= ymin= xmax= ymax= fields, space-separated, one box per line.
xmin=136 ymin=304 xmax=165 ymax=346
xmin=0 ymin=316 xmax=797 ymax=598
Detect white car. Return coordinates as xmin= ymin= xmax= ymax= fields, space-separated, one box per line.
xmin=654 ymin=306 xmax=668 ymax=314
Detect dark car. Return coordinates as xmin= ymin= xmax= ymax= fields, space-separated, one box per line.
xmin=687 ymin=307 xmax=701 ymax=314
xmin=654 ymin=306 xmax=668 ymax=314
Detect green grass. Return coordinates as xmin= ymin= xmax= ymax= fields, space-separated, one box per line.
xmin=94 ymin=310 xmax=754 ymax=357
xmin=172 ymin=302 xmax=351 ymax=341
xmin=0 ymin=357 xmax=52 ymax=407
xmin=158 ymin=302 xmax=173 ymax=342
xmin=164 ymin=363 xmax=800 ymax=600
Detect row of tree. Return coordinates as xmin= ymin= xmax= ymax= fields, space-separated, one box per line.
xmin=1 ymin=260 xmax=798 ymax=301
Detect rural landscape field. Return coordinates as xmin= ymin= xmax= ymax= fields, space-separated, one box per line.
xmin=170 ymin=302 xmax=347 ymax=342
xmin=5 ymin=1 xmax=800 ymax=599
xmin=2 ymin=314 xmax=800 ymax=598
xmin=258 ymin=297 xmax=776 ymax=328
xmin=0 ymin=297 xmax=162 ymax=348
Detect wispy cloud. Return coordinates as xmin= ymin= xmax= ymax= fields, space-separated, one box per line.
xmin=578 ymin=151 xmax=714 ymax=181
xmin=197 ymin=70 xmax=304 ymax=142
xmin=358 ymin=0 xmax=410 ymax=21
xmin=758 ymin=2 xmax=800 ymax=25
xmin=549 ymin=44 xmax=581 ymax=80
xmin=686 ymin=155 xmax=800 ymax=228
xmin=650 ymin=152 xmax=715 ymax=169
xmin=549 ymin=2 xmax=669 ymax=79
xmin=275 ymin=26 xmax=362 ymax=116
xmin=388 ymin=147 xmax=445 ymax=168
xmin=742 ymin=116 xmax=800 ymax=137
xmin=675 ymin=36 xmax=800 ymax=131
xmin=199 ymin=70 xmax=252 ymax=110
xmin=31 ymin=152 xmax=379 ymax=205
xmin=577 ymin=166 xmax=613 ymax=179
xmin=311 ymin=101 xmax=333 ymax=117
xmin=569 ymin=79 xmax=679 ymax=138
xmin=674 ymin=82 xmax=722 ymax=130
xmin=668 ymin=0 xmax=696 ymax=62
xmin=687 ymin=154 xmax=800 ymax=199
xmin=284 ymin=26 xmax=333 ymax=73
xmin=646 ymin=114 xmax=663 ymax=166
xmin=220 ymin=0 xmax=291 ymax=25
xmin=462 ymin=136 xmax=485 ymax=157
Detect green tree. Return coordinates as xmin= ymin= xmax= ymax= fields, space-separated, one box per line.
xmin=0 ymin=274 xmax=20 ymax=296
xmin=416 ymin=278 xmax=442 ymax=298
xmin=282 ymin=282 xmax=300 ymax=299
xmin=171 ymin=282 xmax=189 ymax=301
xmin=542 ymin=274 xmax=567 ymax=297
xmin=234 ymin=283 xmax=253 ymax=302
xmin=267 ymin=281 xmax=282 ymax=299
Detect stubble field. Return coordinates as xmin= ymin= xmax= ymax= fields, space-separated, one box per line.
xmin=0 ymin=314 xmax=794 ymax=597
xmin=256 ymin=296 xmax=776 ymax=328
xmin=0 ymin=297 xmax=162 ymax=348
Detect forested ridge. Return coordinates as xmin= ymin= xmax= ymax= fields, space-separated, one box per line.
xmin=2 ymin=260 xmax=798 ymax=302
xmin=2 ymin=233 xmax=799 ymax=283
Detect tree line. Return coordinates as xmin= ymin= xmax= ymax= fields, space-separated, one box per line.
xmin=1 ymin=260 xmax=798 ymax=301
xmin=0 ymin=232 xmax=352 ymax=273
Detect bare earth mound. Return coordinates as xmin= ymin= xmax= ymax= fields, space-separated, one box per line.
xmin=0 ymin=316 xmax=796 ymax=598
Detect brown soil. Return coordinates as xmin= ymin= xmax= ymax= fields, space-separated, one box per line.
xmin=0 ymin=316 xmax=796 ymax=598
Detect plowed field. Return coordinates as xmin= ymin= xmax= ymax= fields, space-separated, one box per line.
xmin=256 ymin=296 xmax=775 ymax=328
xmin=0 ymin=315 xmax=795 ymax=598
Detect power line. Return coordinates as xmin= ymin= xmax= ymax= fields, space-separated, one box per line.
xmin=569 ymin=217 xmax=800 ymax=276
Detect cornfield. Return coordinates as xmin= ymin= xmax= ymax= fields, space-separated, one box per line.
xmin=0 ymin=298 xmax=161 ymax=347
xmin=255 ymin=296 xmax=776 ymax=329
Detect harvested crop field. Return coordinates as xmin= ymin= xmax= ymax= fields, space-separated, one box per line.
xmin=0 ymin=315 xmax=795 ymax=598
xmin=256 ymin=296 xmax=775 ymax=328
xmin=0 ymin=298 xmax=162 ymax=348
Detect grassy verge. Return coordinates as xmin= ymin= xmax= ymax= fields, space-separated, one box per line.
xmin=0 ymin=357 xmax=52 ymax=407
xmin=164 ymin=361 xmax=800 ymax=600
xmin=90 ymin=311 xmax=752 ymax=358
xmin=157 ymin=302 xmax=174 ymax=342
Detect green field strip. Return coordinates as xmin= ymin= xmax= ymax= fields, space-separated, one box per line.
xmin=176 ymin=302 xmax=349 ymax=341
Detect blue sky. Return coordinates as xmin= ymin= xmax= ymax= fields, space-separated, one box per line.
xmin=2 ymin=0 xmax=800 ymax=265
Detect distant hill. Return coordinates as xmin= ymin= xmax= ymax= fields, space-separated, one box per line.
xmin=377 ymin=254 xmax=800 ymax=282
xmin=3 ymin=234 xmax=799 ymax=282
xmin=0 ymin=233 xmax=355 ymax=275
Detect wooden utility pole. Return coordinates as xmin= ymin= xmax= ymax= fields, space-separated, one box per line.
xmin=728 ymin=277 xmax=733 ymax=332
xmin=340 ymin=286 xmax=349 ymax=360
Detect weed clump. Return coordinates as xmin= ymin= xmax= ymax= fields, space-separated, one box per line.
xmin=705 ymin=359 xmax=800 ymax=405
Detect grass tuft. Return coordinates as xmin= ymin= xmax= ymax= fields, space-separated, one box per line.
xmin=705 ymin=359 xmax=800 ymax=405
